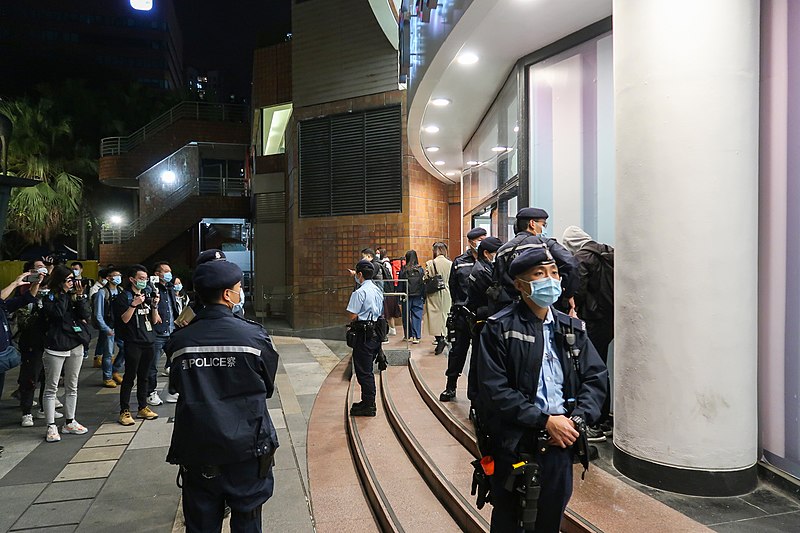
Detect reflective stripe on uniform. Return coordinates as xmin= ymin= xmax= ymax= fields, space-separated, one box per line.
xmin=172 ymin=345 xmax=262 ymax=358
xmin=503 ymin=330 xmax=536 ymax=343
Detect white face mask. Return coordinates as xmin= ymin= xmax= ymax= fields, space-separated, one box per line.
xmin=232 ymin=289 xmax=245 ymax=313
xmin=37 ymin=267 xmax=48 ymax=275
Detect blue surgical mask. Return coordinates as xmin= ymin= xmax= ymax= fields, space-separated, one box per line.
xmin=162 ymin=272 xmax=173 ymax=283
xmin=135 ymin=280 xmax=147 ymax=290
xmin=524 ymin=277 xmax=562 ymax=308
xmin=72 ymin=269 xmax=80 ymax=278
xmin=112 ymin=276 xmax=122 ymax=286
xmin=232 ymin=289 xmax=245 ymax=313
xmin=173 ymin=284 xmax=183 ymax=292
xmin=354 ymin=274 xmax=361 ymax=285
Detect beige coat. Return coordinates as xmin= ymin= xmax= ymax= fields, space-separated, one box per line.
xmin=424 ymin=255 xmax=453 ymax=337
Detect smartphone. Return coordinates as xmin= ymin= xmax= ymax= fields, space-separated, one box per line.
xmin=23 ymin=273 xmax=40 ymax=283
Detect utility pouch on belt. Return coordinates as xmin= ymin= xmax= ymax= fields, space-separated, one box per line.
xmin=504 ymin=455 xmax=541 ymax=531
xmin=570 ymin=415 xmax=590 ymax=479
xmin=259 ymin=450 xmax=275 ymax=479
xmin=445 ymin=311 xmax=457 ymax=343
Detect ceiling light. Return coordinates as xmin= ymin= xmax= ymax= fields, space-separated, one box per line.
xmin=445 ymin=171 xmax=458 ymax=177
xmin=457 ymin=52 xmax=479 ymax=65
xmin=431 ymin=98 xmax=451 ymax=107
xmin=513 ymin=125 xmax=520 ymax=133
xmin=424 ymin=125 xmax=440 ymax=134
xmin=434 ymin=160 xmax=446 ymax=166
xmin=426 ymin=146 xmax=440 ymax=153
xmin=466 ymin=160 xmax=479 ymax=166
xmin=491 ymin=146 xmax=508 ymax=152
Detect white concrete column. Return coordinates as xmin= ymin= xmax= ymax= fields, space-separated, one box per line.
xmin=613 ymin=0 xmax=760 ymax=495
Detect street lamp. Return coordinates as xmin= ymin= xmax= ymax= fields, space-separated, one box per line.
xmin=161 ymin=170 xmax=176 ymax=184
xmin=109 ymin=214 xmax=123 ymax=225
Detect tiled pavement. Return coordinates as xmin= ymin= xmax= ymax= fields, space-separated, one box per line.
xmin=0 ymin=335 xmax=351 ymax=532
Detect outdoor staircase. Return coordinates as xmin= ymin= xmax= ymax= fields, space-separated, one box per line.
xmin=307 ymin=336 xmax=713 ymax=533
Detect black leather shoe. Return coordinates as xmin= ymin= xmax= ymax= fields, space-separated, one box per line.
xmin=350 ymin=402 xmax=377 ymax=417
xmin=439 ymin=389 xmax=456 ymax=402
xmin=434 ymin=338 xmax=447 ymax=355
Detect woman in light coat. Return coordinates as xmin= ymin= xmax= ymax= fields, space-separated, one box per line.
xmin=424 ymin=242 xmax=452 ymax=354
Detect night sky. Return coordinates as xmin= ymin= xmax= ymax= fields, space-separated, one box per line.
xmin=174 ymin=0 xmax=291 ymax=99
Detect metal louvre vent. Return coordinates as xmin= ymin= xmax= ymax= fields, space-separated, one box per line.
xmin=299 ymin=105 xmax=402 ymax=217
xmin=255 ymin=192 xmax=285 ymax=223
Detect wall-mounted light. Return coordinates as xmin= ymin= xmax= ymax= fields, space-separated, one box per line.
xmin=161 ymin=170 xmax=176 ymax=184
xmin=130 ymin=0 xmax=153 ymax=11
xmin=109 ymin=214 xmax=124 ymax=225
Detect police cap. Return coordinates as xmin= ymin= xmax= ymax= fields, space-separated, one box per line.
xmin=508 ymin=246 xmax=555 ymax=278
xmin=516 ymin=207 xmax=549 ymax=220
xmin=196 ymin=249 xmax=226 ymax=266
xmin=193 ymin=251 xmax=242 ymax=290
xmin=477 ymin=236 xmax=503 ymax=253
xmin=466 ymin=227 xmax=487 ymax=240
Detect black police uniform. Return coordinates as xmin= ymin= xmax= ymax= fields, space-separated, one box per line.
xmin=165 ymin=260 xmax=279 ymax=533
xmin=464 ymin=256 xmax=494 ymax=402
xmin=443 ymin=248 xmax=478 ymax=394
xmin=477 ymin=301 xmax=607 ymax=533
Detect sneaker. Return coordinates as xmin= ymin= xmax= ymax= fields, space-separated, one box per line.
xmin=46 ymin=424 xmax=61 ymax=442
xmin=55 ymin=398 xmax=63 ymax=409
xmin=434 ymin=339 xmax=447 ymax=355
xmin=389 ymin=327 xmax=397 ymax=336
xmin=103 ymin=379 xmax=117 ymax=388
xmin=92 ymin=357 xmax=102 ymax=368
xmin=439 ymin=389 xmax=456 ymax=402
xmin=382 ymin=338 xmax=390 ymax=344
xmin=160 ymin=366 xmax=170 ymax=377
xmin=112 ymin=372 xmax=124 ymax=384
xmin=137 ymin=406 xmax=159 ymax=420
xmin=586 ymin=425 xmax=607 ymax=443
xmin=147 ymin=391 xmax=163 ymax=406
xmin=118 ymin=410 xmax=135 ymax=426
xmin=36 ymin=409 xmax=64 ymax=419
xmin=600 ymin=420 xmax=614 ymax=438
xmin=62 ymin=420 xmax=88 ymax=435
xmin=349 ymin=402 xmax=376 ymax=417
xmin=163 ymin=390 xmax=179 ymax=403
xmin=21 ymin=414 xmax=34 ymax=427
xmin=411 ymin=338 xmax=420 ymax=344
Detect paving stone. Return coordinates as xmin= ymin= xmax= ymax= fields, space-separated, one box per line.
xmin=55 ymin=460 xmax=116 ymax=482
xmin=84 ymin=432 xmax=134 ymax=448
xmin=36 ymin=479 xmax=105 ymax=503
xmin=269 ymin=408 xmax=286 ymax=429
xmin=127 ymin=417 xmax=174 ymax=450
xmin=12 ymin=526 xmax=76 ymax=533
xmin=0 ymin=483 xmax=47 ymax=532
xmin=93 ymin=421 xmax=141 ymax=434
xmin=77 ymin=494 xmax=180 ymax=533
xmin=11 ymin=498 xmax=92 ymax=530
xmin=262 ymin=467 xmax=313 ymax=532
xmin=283 ymin=362 xmax=329 ymax=396
xmin=71 ymin=445 xmax=127 ymax=463
xmin=95 ymin=447 xmax=177 ymax=500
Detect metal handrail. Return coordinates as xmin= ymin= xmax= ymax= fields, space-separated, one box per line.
xmin=100 ymin=101 xmax=248 ymax=156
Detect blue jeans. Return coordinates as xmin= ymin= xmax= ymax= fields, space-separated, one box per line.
xmin=101 ymin=334 xmax=125 ymax=380
xmin=149 ymin=335 xmax=169 ymax=394
xmin=401 ymin=295 xmax=424 ymax=339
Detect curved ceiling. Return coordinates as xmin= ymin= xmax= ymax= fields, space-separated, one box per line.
xmin=408 ymin=0 xmax=612 ymax=184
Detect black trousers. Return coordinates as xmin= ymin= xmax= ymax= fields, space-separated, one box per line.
xmin=18 ymin=348 xmax=43 ymax=415
xmin=490 ymin=447 xmax=573 ymax=533
xmin=182 ymin=458 xmax=274 ymax=533
xmin=352 ymin=332 xmax=380 ymax=404
xmin=586 ymin=318 xmax=614 ymax=421
xmin=445 ymin=313 xmax=471 ymax=384
xmin=120 ymin=342 xmax=154 ymax=412
xmin=467 ymin=323 xmax=485 ymax=402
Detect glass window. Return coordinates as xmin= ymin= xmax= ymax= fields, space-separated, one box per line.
xmin=258 ymin=103 xmax=293 ymax=156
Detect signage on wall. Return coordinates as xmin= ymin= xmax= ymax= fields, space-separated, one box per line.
xmin=130 ymin=0 xmax=153 ymax=11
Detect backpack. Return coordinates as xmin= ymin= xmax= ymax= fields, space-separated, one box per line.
xmin=378 ymin=260 xmax=393 ymax=291
xmin=404 ymin=266 xmax=424 ymax=297
xmin=584 ymin=244 xmax=614 ymax=316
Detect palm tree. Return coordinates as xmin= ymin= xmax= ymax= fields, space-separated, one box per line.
xmin=0 ymin=97 xmax=92 ymax=247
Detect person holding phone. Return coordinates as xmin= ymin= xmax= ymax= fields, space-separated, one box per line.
xmin=40 ymin=266 xmax=91 ymax=443
xmin=113 ymin=265 xmax=161 ymax=426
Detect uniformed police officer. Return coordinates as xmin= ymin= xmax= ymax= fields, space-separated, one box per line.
xmin=165 ymin=251 xmax=280 ymax=533
xmin=440 ymin=227 xmax=486 ymax=402
xmin=477 ymin=246 xmax=607 ymax=533
xmin=348 ymin=259 xmax=384 ymax=417
xmin=490 ymin=208 xmax=579 ymax=315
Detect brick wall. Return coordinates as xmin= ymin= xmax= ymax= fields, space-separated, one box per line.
xmin=252 ymin=42 xmax=292 ymax=108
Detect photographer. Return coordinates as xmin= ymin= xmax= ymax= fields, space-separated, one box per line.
xmin=112 ymin=265 xmax=161 ymax=426
xmin=147 ymin=261 xmax=179 ymax=406
xmin=40 ymin=266 xmax=91 ymax=443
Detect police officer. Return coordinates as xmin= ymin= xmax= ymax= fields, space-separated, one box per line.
xmin=165 ymin=251 xmax=280 ymax=533
xmin=463 ymin=236 xmax=503 ymax=402
xmin=348 ymin=259 xmax=384 ymax=417
xmin=490 ymin=208 xmax=579 ymax=315
xmin=477 ymin=247 xmax=607 ymax=533
xmin=440 ymin=227 xmax=486 ymax=402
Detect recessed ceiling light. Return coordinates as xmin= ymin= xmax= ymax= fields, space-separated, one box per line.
xmin=424 ymin=125 xmax=440 ymax=134
xmin=491 ymin=146 xmax=508 ymax=152
xmin=431 ymin=98 xmax=451 ymax=107
xmin=513 ymin=125 xmax=520 ymax=133
xmin=457 ymin=52 xmax=479 ymax=65
xmin=434 ymin=160 xmax=446 ymax=166
xmin=466 ymin=160 xmax=479 ymax=166
xmin=426 ymin=146 xmax=440 ymax=152
xmin=445 ymin=171 xmax=458 ymax=177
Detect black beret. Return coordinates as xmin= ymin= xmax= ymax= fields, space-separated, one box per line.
xmin=355 ymin=259 xmax=375 ymax=275
xmin=466 ymin=227 xmax=487 ymax=240
xmin=508 ymin=246 xmax=555 ymax=278
xmin=516 ymin=207 xmax=549 ymax=220
xmin=196 ymin=249 xmax=226 ymax=266
xmin=477 ymin=236 xmax=503 ymax=253
xmin=193 ymin=258 xmax=242 ymax=290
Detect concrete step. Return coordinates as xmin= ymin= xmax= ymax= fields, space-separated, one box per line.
xmin=347 ymin=374 xmax=461 ymax=533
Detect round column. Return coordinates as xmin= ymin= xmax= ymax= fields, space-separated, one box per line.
xmin=613 ymin=0 xmax=760 ymax=495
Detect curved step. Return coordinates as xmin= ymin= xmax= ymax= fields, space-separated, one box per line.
xmin=307 ymin=357 xmax=380 ymax=533
xmin=381 ymin=366 xmax=491 ymax=532
xmin=346 ymin=374 xmax=461 ymax=533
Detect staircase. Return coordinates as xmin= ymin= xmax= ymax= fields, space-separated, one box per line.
xmin=308 ymin=338 xmax=713 ymax=533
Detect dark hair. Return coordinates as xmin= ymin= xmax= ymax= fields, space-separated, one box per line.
xmin=126 ymin=264 xmax=148 ymax=289
xmin=70 ymin=261 xmax=83 ymax=268
xmin=98 ymin=267 xmax=109 ymax=279
xmin=47 ymin=265 xmax=73 ymax=293
xmin=23 ymin=260 xmax=34 ymax=272
xmin=432 ymin=242 xmax=448 ymax=258
xmin=404 ymin=250 xmax=419 ymax=268
xmin=377 ymin=247 xmax=388 ymax=258
xmin=361 ymin=248 xmax=375 ymax=258
xmin=196 ymin=287 xmax=226 ymax=306
xmin=153 ymin=260 xmax=170 ymax=273
xmin=356 ymin=262 xmax=375 ymax=280
xmin=514 ymin=217 xmax=531 ymax=234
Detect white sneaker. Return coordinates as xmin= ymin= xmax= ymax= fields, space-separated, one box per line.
xmin=163 ymin=390 xmax=179 ymax=403
xmin=160 ymin=367 xmax=170 ymax=377
xmin=46 ymin=424 xmax=61 ymax=443
xmin=35 ymin=410 xmax=64 ymax=419
xmin=21 ymin=414 xmax=34 ymax=427
xmin=389 ymin=327 xmax=397 ymax=336
xmin=55 ymin=398 xmax=63 ymax=409
xmin=147 ymin=391 xmax=163 ymax=406
xmin=62 ymin=420 xmax=88 ymax=435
